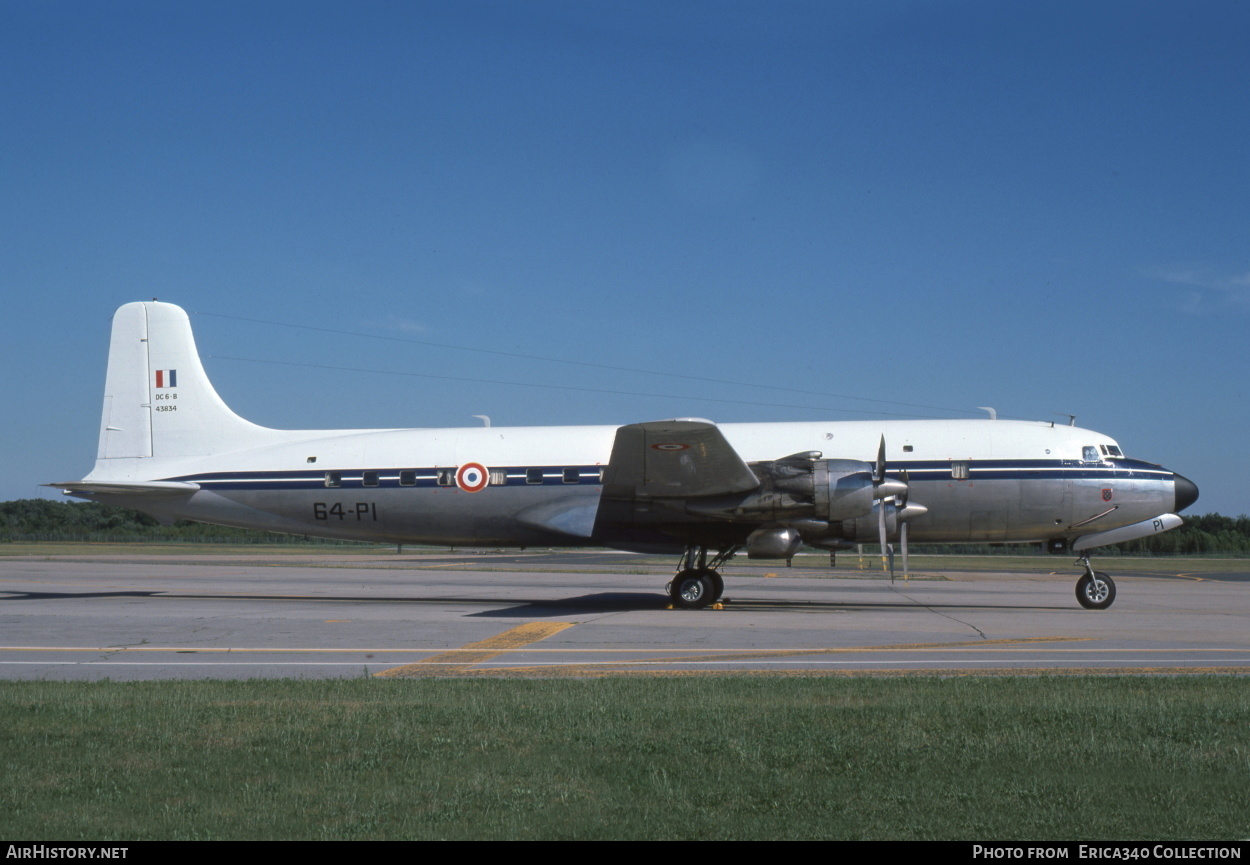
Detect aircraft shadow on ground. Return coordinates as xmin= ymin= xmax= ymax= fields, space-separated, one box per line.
xmin=0 ymin=589 xmax=1072 ymax=613
xmin=0 ymin=590 xmax=162 ymax=602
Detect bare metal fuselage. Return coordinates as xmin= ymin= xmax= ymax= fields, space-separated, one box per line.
xmin=82 ymin=420 xmax=1189 ymax=554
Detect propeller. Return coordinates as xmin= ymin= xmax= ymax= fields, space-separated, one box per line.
xmin=872 ymin=435 xmax=908 ymax=501
xmin=899 ymin=469 xmax=910 ymax=581
xmin=873 ymin=437 xmax=889 ymax=577
xmin=878 ymin=490 xmax=890 ymax=578
xmin=873 ymin=436 xmax=900 ymax=580
xmin=870 ymin=438 xmax=922 ymax=582
xmin=895 ymin=472 xmax=930 ymax=581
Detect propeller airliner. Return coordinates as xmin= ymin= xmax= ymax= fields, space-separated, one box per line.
xmin=53 ymin=302 xmax=1199 ymax=610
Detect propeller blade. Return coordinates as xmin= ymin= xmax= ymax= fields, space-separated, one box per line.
xmin=878 ymin=499 xmax=889 ymax=577
xmin=901 ymin=520 xmax=909 ymax=581
xmin=871 ymin=438 xmax=910 ymax=500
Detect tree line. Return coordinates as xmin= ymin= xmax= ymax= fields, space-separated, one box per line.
xmin=3 ymin=498 xmax=1248 ymax=554
xmin=0 ymin=498 xmax=363 ymax=545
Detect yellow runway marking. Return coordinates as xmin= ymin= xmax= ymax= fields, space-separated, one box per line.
xmin=374 ymin=621 xmax=574 ymax=678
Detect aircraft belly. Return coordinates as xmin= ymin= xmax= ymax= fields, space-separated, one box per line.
xmin=199 ymin=486 xmax=598 ymax=546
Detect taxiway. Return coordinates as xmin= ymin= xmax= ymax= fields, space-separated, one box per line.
xmin=1 ymin=552 xmax=1247 ymax=679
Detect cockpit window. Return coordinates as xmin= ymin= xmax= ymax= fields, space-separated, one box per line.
xmin=1082 ymin=446 xmax=1100 ymax=462
xmin=1105 ymin=445 xmax=1122 ymax=457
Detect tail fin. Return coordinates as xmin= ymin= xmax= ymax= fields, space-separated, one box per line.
xmin=97 ymin=302 xmax=270 ymax=461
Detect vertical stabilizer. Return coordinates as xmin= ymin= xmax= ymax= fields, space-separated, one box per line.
xmin=96 ymin=302 xmax=269 ymax=462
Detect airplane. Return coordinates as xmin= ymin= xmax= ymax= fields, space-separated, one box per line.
xmin=51 ymin=301 xmax=1199 ymax=611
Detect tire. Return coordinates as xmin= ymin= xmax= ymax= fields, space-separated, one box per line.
xmin=701 ymin=568 xmax=725 ymax=602
xmin=670 ymin=568 xmax=716 ymax=609
xmin=1075 ymin=571 xmax=1116 ymax=610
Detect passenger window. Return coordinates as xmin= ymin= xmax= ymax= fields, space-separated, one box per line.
xmin=437 ymin=469 xmax=455 ymax=486
xmin=526 ymin=468 xmax=544 ymax=485
xmin=562 ymin=468 xmax=580 ymax=484
xmin=324 ymin=472 xmax=341 ymax=488
xmin=399 ymin=470 xmax=417 ymax=486
xmin=362 ymin=471 xmax=379 ymax=487
xmin=489 ymin=469 xmax=507 ymax=486
xmin=951 ymin=461 xmax=969 ymax=480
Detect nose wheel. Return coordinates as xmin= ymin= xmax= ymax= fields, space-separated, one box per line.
xmin=1075 ymin=557 xmax=1116 ymax=610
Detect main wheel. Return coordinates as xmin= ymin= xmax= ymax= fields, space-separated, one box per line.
xmin=1075 ymin=571 xmax=1116 ymax=610
xmin=670 ymin=568 xmax=716 ymax=609
xmin=701 ymin=568 xmax=725 ymax=602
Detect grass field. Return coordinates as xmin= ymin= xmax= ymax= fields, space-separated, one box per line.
xmin=2 ymin=677 xmax=1247 ymax=840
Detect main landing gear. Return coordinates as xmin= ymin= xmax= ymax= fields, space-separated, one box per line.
xmin=668 ymin=545 xmax=740 ymax=609
xmin=1074 ymin=555 xmax=1116 ymax=610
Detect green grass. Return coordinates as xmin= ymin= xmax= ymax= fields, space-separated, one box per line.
xmin=2 ymin=677 xmax=1247 ymax=840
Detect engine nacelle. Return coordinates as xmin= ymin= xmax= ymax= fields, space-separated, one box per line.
xmin=746 ymin=526 xmax=804 ymax=559
xmin=812 ymin=459 xmax=879 ymax=522
xmin=684 ymin=456 xmax=881 ymax=524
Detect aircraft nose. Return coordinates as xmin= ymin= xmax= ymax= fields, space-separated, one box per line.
xmin=1173 ymin=473 xmax=1199 ymax=513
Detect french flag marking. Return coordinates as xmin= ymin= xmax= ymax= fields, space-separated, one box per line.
xmin=155 ymin=370 xmax=177 ymax=388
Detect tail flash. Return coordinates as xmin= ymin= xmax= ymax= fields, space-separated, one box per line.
xmin=97 ymin=302 xmax=268 ymax=461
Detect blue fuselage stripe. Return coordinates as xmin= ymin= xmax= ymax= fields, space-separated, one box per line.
xmin=165 ymin=458 xmax=1173 ymax=492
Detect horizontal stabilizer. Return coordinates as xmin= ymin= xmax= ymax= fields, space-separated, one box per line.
xmin=47 ymin=480 xmax=201 ymax=496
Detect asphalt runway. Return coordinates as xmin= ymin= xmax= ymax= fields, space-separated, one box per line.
xmin=2 ymin=552 xmax=1248 ymax=679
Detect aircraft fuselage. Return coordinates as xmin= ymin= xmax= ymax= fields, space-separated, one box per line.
xmin=85 ymin=418 xmax=1189 ymax=552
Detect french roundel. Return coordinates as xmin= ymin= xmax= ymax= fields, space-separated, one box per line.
xmin=456 ymin=462 xmax=489 ymax=493
xmin=650 ymin=442 xmax=689 ymax=451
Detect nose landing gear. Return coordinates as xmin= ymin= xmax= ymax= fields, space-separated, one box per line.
xmin=1075 ymin=555 xmax=1116 ymax=610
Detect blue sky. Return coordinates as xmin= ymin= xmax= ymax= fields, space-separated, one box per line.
xmin=2 ymin=0 xmax=1246 ymax=515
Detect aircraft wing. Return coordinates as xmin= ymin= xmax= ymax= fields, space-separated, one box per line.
xmin=601 ymin=419 xmax=760 ymax=499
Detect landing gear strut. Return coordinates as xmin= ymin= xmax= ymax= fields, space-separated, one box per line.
xmin=1074 ymin=555 xmax=1116 ymax=610
xmin=668 ymin=545 xmax=739 ymax=609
